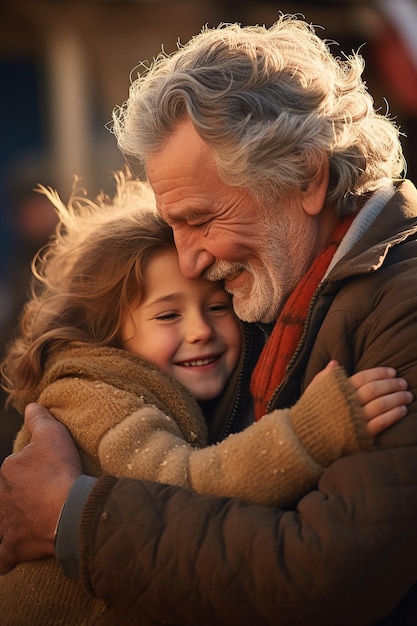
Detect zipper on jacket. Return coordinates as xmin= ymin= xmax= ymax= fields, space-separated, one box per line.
xmin=221 ymin=321 xmax=268 ymax=439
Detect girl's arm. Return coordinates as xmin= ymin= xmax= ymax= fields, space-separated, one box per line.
xmin=16 ymin=362 xmax=409 ymax=509
xmin=187 ymin=364 xmax=410 ymax=506
xmin=96 ymin=364 xmax=410 ymax=507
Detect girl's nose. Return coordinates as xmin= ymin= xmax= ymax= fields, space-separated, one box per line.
xmin=186 ymin=313 xmax=216 ymax=344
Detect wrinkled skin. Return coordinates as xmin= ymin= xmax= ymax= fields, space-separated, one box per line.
xmin=0 ymin=404 xmax=82 ymax=574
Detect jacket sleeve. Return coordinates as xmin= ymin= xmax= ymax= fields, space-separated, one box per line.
xmin=80 ymin=443 xmax=417 ymax=626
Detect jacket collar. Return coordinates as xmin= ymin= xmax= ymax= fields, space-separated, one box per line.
xmin=326 ymin=179 xmax=417 ymax=281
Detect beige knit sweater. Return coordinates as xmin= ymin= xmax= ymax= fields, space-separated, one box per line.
xmin=0 ymin=346 xmax=370 ymax=625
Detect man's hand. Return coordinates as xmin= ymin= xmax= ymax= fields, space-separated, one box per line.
xmin=0 ymin=403 xmax=82 ymax=574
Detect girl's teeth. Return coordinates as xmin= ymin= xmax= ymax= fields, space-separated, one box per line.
xmin=183 ymin=357 xmax=215 ymax=367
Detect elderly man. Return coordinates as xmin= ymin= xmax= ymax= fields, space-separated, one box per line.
xmin=1 ymin=15 xmax=417 ymax=626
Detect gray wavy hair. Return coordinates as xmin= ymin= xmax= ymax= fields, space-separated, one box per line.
xmin=112 ymin=14 xmax=406 ymax=214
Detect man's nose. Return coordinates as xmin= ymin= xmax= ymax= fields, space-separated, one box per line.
xmin=175 ymin=233 xmax=215 ymax=279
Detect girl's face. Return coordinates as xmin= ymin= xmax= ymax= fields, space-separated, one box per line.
xmin=121 ymin=247 xmax=242 ymax=401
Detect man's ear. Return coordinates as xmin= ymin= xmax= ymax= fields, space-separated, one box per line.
xmin=301 ymin=159 xmax=329 ymax=216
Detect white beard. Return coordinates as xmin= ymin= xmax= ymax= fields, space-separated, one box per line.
xmin=204 ymin=208 xmax=319 ymax=323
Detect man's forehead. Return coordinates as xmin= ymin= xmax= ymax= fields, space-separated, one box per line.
xmin=147 ymin=122 xmax=212 ymax=179
xmin=148 ymin=169 xmax=214 ymax=222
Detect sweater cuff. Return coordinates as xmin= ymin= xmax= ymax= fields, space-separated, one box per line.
xmin=290 ymin=366 xmax=371 ymax=467
xmin=55 ymin=474 xmax=97 ymax=579
xmin=79 ymin=474 xmax=120 ymax=596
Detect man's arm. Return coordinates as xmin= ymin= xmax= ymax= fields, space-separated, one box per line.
xmin=1 ymin=364 xmax=409 ymax=573
xmin=0 ymin=404 xmax=81 ymax=574
xmin=1 ymin=405 xmax=417 ymax=625
xmin=80 ymin=446 xmax=417 ymax=626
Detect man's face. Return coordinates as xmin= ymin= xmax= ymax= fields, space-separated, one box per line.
xmin=146 ymin=119 xmax=320 ymax=323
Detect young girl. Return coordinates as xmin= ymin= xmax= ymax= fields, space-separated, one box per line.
xmin=0 ymin=171 xmax=409 ymax=625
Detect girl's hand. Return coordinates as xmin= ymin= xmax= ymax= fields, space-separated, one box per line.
xmin=310 ymin=361 xmax=413 ymax=437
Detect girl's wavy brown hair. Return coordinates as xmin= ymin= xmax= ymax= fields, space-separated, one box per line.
xmin=2 ymin=170 xmax=174 ymax=412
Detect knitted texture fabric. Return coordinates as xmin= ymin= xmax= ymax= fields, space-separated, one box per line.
xmin=251 ymin=215 xmax=355 ymax=420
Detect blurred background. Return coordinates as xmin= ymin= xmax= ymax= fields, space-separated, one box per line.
xmin=1 ymin=0 xmax=417 ymax=461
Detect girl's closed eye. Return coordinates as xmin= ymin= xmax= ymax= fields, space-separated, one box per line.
xmin=207 ymin=303 xmax=230 ymax=313
xmin=207 ymin=298 xmax=234 ymax=315
xmin=154 ymin=311 xmax=181 ymax=322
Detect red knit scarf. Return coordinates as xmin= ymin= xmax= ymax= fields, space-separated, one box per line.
xmin=250 ymin=215 xmax=355 ymax=421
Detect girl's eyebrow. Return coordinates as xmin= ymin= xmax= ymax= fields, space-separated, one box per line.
xmin=144 ymin=293 xmax=181 ymax=308
xmin=144 ymin=281 xmax=226 ymax=309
